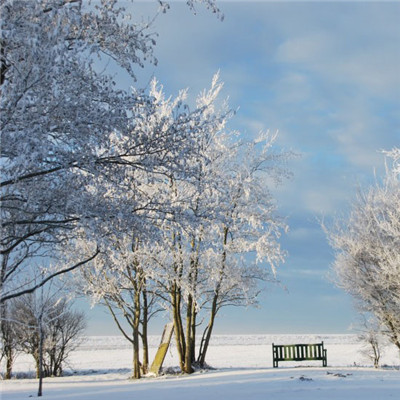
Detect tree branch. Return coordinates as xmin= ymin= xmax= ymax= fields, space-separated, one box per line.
xmin=0 ymin=248 xmax=99 ymax=303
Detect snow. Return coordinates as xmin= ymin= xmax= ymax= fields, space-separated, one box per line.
xmin=2 ymin=334 xmax=399 ymax=400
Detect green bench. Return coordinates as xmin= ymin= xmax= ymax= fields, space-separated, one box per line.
xmin=272 ymin=342 xmax=327 ymax=368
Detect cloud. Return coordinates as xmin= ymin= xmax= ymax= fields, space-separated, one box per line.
xmin=272 ymin=152 xmax=359 ymax=216
xmin=266 ymin=2 xmax=400 ymax=172
xmin=82 ymin=1 xmax=400 ymax=334
xmin=275 ymin=32 xmax=335 ymax=65
xmin=131 ymin=2 xmax=399 ymax=173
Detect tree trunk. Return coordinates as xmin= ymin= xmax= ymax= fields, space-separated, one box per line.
xmin=198 ymin=227 xmax=229 ymax=367
xmin=1 ymin=323 xmax=14 ymax=379
xmin=198 ymin=227 xmax=228 ymax=367
xmin=383 ymin=315 xmax=400 ymax=352
xmin=141 ymin=287 xmax=149 ymax=375
xmin=132 ymin=289 xmax=141 ymax=379
xmin=54 ymin=348 xmax=64 ymax=377
xmin=5 ymin=350 xmax=13 ymax=379
xmin=34 ymin=355 xmax=40 ymax=379
xmin=38 ymin=317 xmax=44 ymax=397
xmin=171 ymin=282 xmax=186 ymax=372
xmin=132 ymin=331 xmax=140 ymax=379
xmin=184 ymin=233 xmax=201 ymax=371
xmin=184 ymin=293 xmax=194 ymax=373
xmin=373 ymin=346 xmax=380 ymax=368
xmin=0 ymin=286 xmax=13 ymax=379
xmin=191 ymin=304 xmax=197 ymax=364
xmin=0 ymin=42 xmax=8 ymax=85
xmin=197 ymin=294 xmax=218 ymax=367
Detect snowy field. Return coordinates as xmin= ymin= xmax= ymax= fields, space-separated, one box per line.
xmin=2 ymin=334 xmax=400 ymax=400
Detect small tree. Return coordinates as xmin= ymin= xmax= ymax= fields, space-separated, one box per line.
xmin=79 ymin=236 xmax=159 ymax=379
xmin=356 ymin=315 xmax=385 ymax=368
xmin=0 ymin=301 xmax=20 ymax=379
xmin=43 ymin=300 xmax=86 ymax=377
xmin=11 ymin=291 xmax=86 ymax=379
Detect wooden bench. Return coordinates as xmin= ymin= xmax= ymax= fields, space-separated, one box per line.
xmin=272 ymin=342 xmax=327 ymax=368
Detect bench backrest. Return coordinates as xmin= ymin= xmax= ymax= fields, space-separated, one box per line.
xmin=273 ymin=342 xmax=325 ymax=361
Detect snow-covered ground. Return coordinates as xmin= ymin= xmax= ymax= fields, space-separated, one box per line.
xmin=2 ymin=334 xmax=400 ymax=399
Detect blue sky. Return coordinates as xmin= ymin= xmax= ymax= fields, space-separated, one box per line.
xmin=82 ymin=0 xmax=400 ymax=335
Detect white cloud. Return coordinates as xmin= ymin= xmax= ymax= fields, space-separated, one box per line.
xmin=273 ymin=5 xmax=400 ymax=100
xmin=129 ymin=1 xmax=399 ymax=215
xmin=275 ymin=32 xmax=336 ymax=65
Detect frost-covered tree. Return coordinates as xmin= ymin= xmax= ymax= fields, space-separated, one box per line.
xmin=355 ymin=315 xmax=386 ymax=368
xmin=145 ymin=101 xmax=291 ymax=373
xmin=67 ymin=73 xmax=230 ymax=378
xmin=0 ymin=0 xmax=147 ymax=301
xmin=75 ymin=74 xmax=232 ymax=378
xmin=196 ymin=131 xmax=290 ymax=367
xmin=0 ymin=0 xmax=220 ymax=302
xmin=0 ymin=301 xmax=20 ymax=379
xmin=148 ymin=75 xmax=235 ymax=373
xmin=75 ymin=74 xmax=291 ymax=375
xmin=77 ymin=235 xmax=159 ymax=379
xmin=2 ymin=278 xmax=85 ymax=397
xmin=10 ymin=290 xmax=86 ymax=379
xmin=328 ymin=149 xmax=400 ymax=351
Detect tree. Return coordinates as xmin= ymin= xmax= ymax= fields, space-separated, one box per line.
xmin=42 ymin=300 xmax=86 ymax=377
xmin=327 ymin=149 xmax=400 ymax=351
xmin=75 ymin=74 xmax=233 ymax=378
xmin=75 ymin=75 xmax=291 ymax=375
xmin=0 ymin=301 xmax=20 ymax=379
xmin=78 ymin=235 xmax=159 ymax=379
xmin=0 ymin=0 xmax=147 ymax=301
xmin=355 ymin=315 xmax=386 ymax=368
xmin=0 ymin=0 xmax=220 ymax=303
xmin=196 ymin=131 xmax=290 ymax=367
xmin=145 ymin=120 xmax=291 ymax=373
xmin=146 ymin=74 xmax=235 ymax=374
xmin=10 ymin=289 xmax=86 ymax=381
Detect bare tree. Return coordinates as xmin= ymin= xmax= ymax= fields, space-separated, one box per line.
xmin=327 ymin=149 xmax=400 ymax=352
xmin=10 ymin=290 xmax=86 ymax=382
xmin=0 ymin=301 xmax=20 ymax=379
xmin=355 ymin=315 xmax=385 ymax=368
xmin=78 ymin=236 xmax=160 ymax=379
